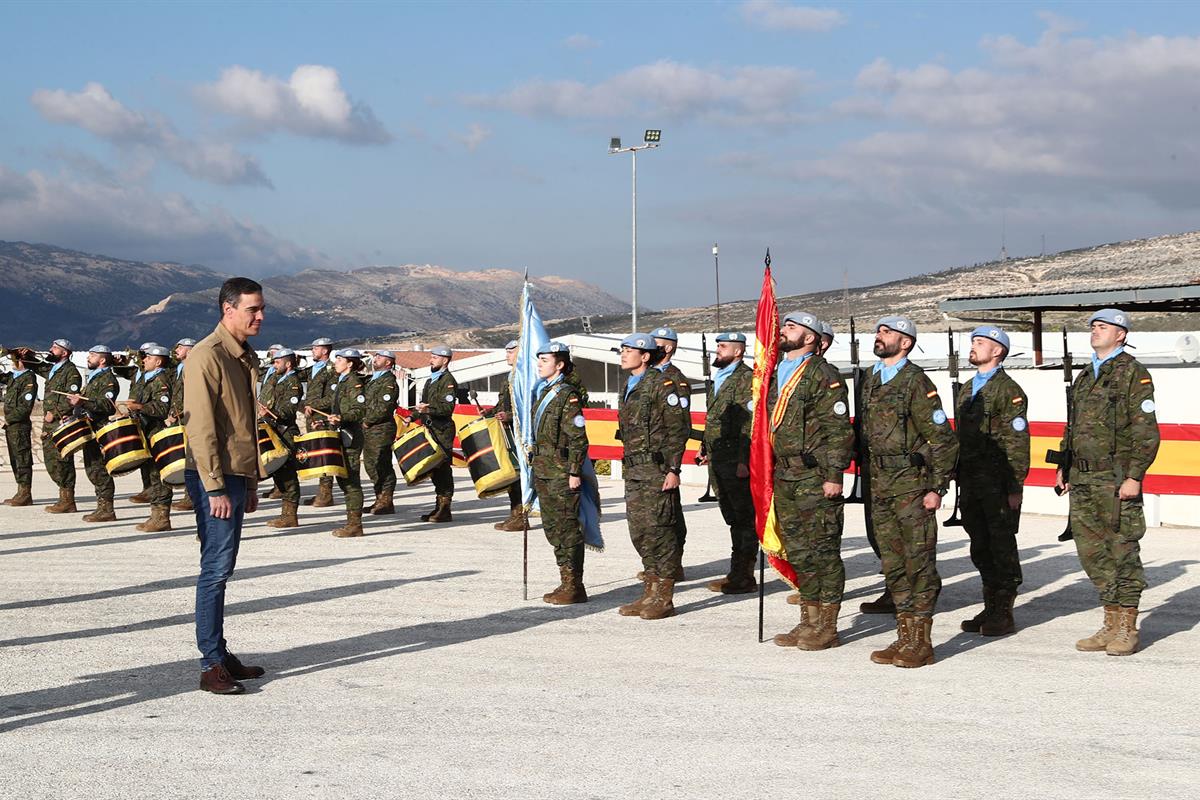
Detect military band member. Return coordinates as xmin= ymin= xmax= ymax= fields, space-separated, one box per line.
xmin=768 ymin=313 xmax=854 ymax=651
xmin=1058 ymin=309 xmax=1160 ymax=656
xmin=819 ymin=320 xmax=835 ymax=356
xmin=955 ymin=326 xmax=1029 ymax=637
xmin=531 ymin=342 xmax=590 ymax=604
xmin=169 ymin=338 xmax=196 ymax=512
xmin=616 ymin=333 xmax=689 ymax=620
xmin=483 ymin=341 xmax=525 ymax=531
xmin=651 ymin=326 xmax=692 ymax=579
xmin=861 ymin=316 xmax=958 ymax=669
xmin=363 ymin=350 xmax=400 ymax=515
xmin=261 ymin=349 xmax=304 ymax=529
xmin=125 ymin=345 xmax=175 ymax=531
xmin=30 ymin=339 xmax=84 ymax=513
xmin=327 ymin=349 xmax=368 ymax=538
xmin=416 ymin=345 xmax=458 ymax=523
xmin=302 ymin=337 xmax=338 ymax=508
xmin=129 ymin=341 xmax=159 ymax=505
xmin=258 ymin=344 xmax=285 ymax=500
xmin=2 ymin=349 xmax=38 ymax=506
xmin=67 ymin=345 xmax=120 ymax=522
xmin=700 ymin=332 xmax=757 ymax=595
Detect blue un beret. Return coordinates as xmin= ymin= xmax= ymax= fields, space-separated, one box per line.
xmin=876 ymin=315 xmax=917 ymax=340
xmin=970 ymin=325 xmax=1011 ymax=352
xmin=715 ymin=332 xmax=747 ymax=344
xmin=783 ymin=311 xmax=821 ymax=336
xmin=538 ymin=341 xmax=571 ymax=356
xmin=1088 ymin=308 xmax=1130 ymax=331
xmin=620 ymin=333 xmax=657 ymax=351
xmin=430 ymin=345 xmax=453 ymax=358
xmin=651 ymin=327 xmax=678 ymax=342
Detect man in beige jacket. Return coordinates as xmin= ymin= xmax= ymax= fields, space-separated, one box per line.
xmin=183 ymin=277 xmax=267 ymax=695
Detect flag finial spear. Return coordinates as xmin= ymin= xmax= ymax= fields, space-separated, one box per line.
xmin=764 ymin=248 xmax=771 ymax=268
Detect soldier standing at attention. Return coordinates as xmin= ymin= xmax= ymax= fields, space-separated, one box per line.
xmin=616 ymin=333 xmax=689 ymax=620
xmin=861 ymin=316 xmax=958 ymax=669
xmin=302 ymin=337 xmax=338 ymax=508
xmin=769 ymin=313 xmax=854 ymax=651
xmin=651 ymin=326 xmax=692 ymax=579
xmin=258 ymin=344 xmax=284 ymax=500
xmin=955 ymin=326 xmax=1029 ymax=637
xmin=416 ymin=345 xmax=458 ymax=524
xmin=128 ymin=342 xmax=159 ymax=505
xmin=168 ymin=338 xmax=196 ymax=512
xmin=819 ymin=321 xmax=835 ymax=356
xmin=483 ymin=341 xmax=525 ymax=531
xmin=67 ymin=345 xmax=120 ymax=522
xmin=1058 ymin=309 xmax=1160 ymax=656
xmin=32 ymin=339 xmax=84 ymax=513
xmin=2 ymin=349 xmax=38 ymax=506
xmin=363 ymin=350 xmax=399 ymax=515
xmin=327 ymin=349 xmax=368 ymax=538
xmin=700 ymin=332 xmax=757 ymax=595
xmin=125 ymin=345 xmax=176 ymax=532
xmin=260 ymin=349 xmax=304 ymax=530
xmin=531 ymin=342 xmax=590 ymax=604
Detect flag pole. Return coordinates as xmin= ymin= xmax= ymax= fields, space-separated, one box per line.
xmin=758 ymin=550 xmax=765 ymax=643
xmin=522 ymin=516 xmax=529 ymax=601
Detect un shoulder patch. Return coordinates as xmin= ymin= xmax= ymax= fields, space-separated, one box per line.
xmin=70 ymin=384 xmax=79 ymax=392
xmin=680 ymin=397 xmax=689 ymax=409
xmin=24 ymin=393 xmax=33 ymax=401
xmin=1012 ymin=417 xmax=1027 ymax=432
xmin=573 ymin=414 xmax=586 ymax=428
xmin=290 ymin=397 xmax=299 ymax=405
xmin=667 ymin=394 xmax=679 ymax=407
xmin=383 ymin=394 xmax=391 ymax=402
xmin=833 ymin=400 xmax=847 ymax=416
xmin=356 ymin=395 xmax=366 ymax=403
xmin=932 ymin=409 xmax=947 ymax=425
xmin=444 ymin=394 xmax=455 ymax=403
xmin=1141 ymin=399 xmax=1156 ymax=414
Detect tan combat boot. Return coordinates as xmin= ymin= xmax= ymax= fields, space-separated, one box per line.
xmin=961 ymin=587 xmax=996 ymax=633
xmin=45 ymin=488 xmax=78 ymax=514
xmin=305 ymin=479 xmax=334 ymax=507
xmin=797 ymin=603 xmax=842 ymax=651
xmin=419 ymin=498 xmax=443 ymax=522
xmin=619 ymin=575 xmax=654 ymax=617
xmin=981 ymin=591 xmax=1017 ymax=637
xmin=266 ymin=500 xmax=299 ymax=529
xmin=786 ymin=592 xmax=802 ymax=606
xmin=332 ymin=511 xmax=364 ymax=538
xmin=544 ymin=565 xmax=588 ymax=605
xmin=4 ymin=484 xmax=33 ymax=506
xmin=263 ymin=486 xmax=282 ymax=500
xmin=426 ymin=496 xmax=453 ymax=523
xmin=128 ymin=489 xmax=151 ymax=504
xmin=371 ymin=489 xmax=395 ymax=515
xmin=860 ymin=587 xmax=896 ymax=615
xmin=172 ymin=493 xmax=194 ymax=512
xmin=1075 ymin=606 xmax=1119 ymax=652
xmin=639 ymin=577 xmax=676 ymax=620
xmin=136 ymin=505 xmax=172 ymax=533
xmin=871 ymin=614 xmax=910 ymax=665
xmin=1105 ymin=607 xmax=1139 ymax=656
xmin=774 ymin=600 xmax=820 ymax=647
xmin=83 ymin=497 xmax=117 ymax=523
xmin=893 ymin=614 xmax=935 ymax=668
xmin=494 ymin=508 xmax=526 ymax=532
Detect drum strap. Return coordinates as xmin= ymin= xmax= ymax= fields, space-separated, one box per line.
xmin=533 ymin=384 xmax=565 ymax=435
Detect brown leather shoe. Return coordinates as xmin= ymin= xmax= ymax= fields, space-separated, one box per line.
xmin=494 ymin=508 xmax=526 ymax=531
xmin=860 ymin=588 xmax=896 ymax=615
xmin=200 ymin=664 xmax=245 ymax=694
xmin=224 ymin=652 xmax=265 ymax=680
xmin=262 ymin=486 xmax=282 ymax=500
xmin=45 ymin=488 xmax=77 ymax=514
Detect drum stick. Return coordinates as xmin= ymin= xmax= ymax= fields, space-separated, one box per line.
xmin=307 ymin=407 xmax=333 ymax=419
xmin=50 ymin=390 xmax=76 ymax=397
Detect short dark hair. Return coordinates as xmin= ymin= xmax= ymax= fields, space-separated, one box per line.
xmin=550 ymin=351 xmax=575 ymax=376
xmin=218 ymin=277 xmax=263 ymax=313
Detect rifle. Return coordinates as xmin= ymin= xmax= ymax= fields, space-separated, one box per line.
xmin=943 ymin=328 xmax=964 ymax=527
xmin=846 ymin=317 xmax=866 ymax=504
xmin=697 ymin=332 xmax=718 ymax=502
xmin=1046 ymin=327 xmax=1075 ymax=541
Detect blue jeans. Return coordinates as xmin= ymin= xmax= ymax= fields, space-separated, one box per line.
xmin=187 ymin=470 xmax=247 ymax=669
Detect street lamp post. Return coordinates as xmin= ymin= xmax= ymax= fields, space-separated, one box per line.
xmin=609 ymin=130 xmax=661 ymax=332
xmin=712 ymin=243 xmax=720 ymax=331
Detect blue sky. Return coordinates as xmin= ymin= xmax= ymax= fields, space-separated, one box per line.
xmin=3 ymin=1 xmax=1199 ymax=310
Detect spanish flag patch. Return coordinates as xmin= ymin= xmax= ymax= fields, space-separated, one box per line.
xmin=569 ymin=397 xmax=579 ymax=403
xmin=1012 ymin=397 xmax=1024 ymax=405
xmin=926 ymin=390 xmax=938 ymax=398
xmin=829 ymin=381 xmax=841 ymax=389
xmin=1140 ymin=378 xmax=1152 ymax=385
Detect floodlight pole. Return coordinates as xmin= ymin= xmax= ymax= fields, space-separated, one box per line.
xmin=609 ymin=136 xmax=660 ymax=333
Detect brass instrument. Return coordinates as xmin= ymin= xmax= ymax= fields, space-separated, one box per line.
xmin=0 ymin=345 xmax=49 ymax=368
xmin=110 ymin=348 xmax=140 ymax=380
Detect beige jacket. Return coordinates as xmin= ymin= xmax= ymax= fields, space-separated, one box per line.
xmin=183 ymin=321 xmax=263 ymax=493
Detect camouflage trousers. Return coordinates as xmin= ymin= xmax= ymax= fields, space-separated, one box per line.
xmin=271 ymin=460 xmax=301 ymax=504
xmin=960 ymin=484 xmax=1023 ymax=592
xmin=711 ymin=461 xmax=758 ymax=559
xmin=145 ymin=462 xmax=173 ymax=508
xmin=1070 ymin=482 xmax=1147 ymax=607
xmin=5 ymin=422 xmax=33 ymax=486
xmin=41 ymin=428 xmax=76 ymax=490
xmin=506 ymin=481 xmax=521 ymax=510
xmin=625 ymin=478 xmax=678 ymax=578
xmin=534 ymin=472 xmax=583 ymax=568
xmin=81 ymin=440 xmax=115 ymax=501
xmin=363 ymin=427 xmax=397 ymax=497
xmin=429 ymin=424 xmax=455 ymax=498
xmin=871 ymin=489 xmax=941 ymax=617
xmin=335 ymin=445 xmax=364 ymax=513
xmin=774 ymin=476 xmax=846 ymax=603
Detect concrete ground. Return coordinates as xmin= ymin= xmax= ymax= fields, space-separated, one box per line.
xmin=1 ymin=468 xmax=1197 ymax=800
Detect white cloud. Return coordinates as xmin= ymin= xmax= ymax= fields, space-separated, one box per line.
xmin=739 ymin=1 xmax=846 ymax=33
xmin=31 ymin=82 xmax=271 ymax=188
xmin=451 ymin=122 xmax=492 ymax=152
xmin=465 ymin=60 xmax=814 ymax=125
xmin=196 ymin=65 xmax=391 ymax=144
xmin=562 ymin=33 xmax=600 ymax=50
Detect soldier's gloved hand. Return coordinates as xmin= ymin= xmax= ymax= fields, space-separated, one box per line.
xmin=922 ymin=491 xmax=940 ymax=512
xmin=1008 ymin=492 xmax=1023 ymax=511
xmin=661 ymin=472 xmax=680 ymax=492
xmin=1118 ymin=478 xmax=1141 ymax=501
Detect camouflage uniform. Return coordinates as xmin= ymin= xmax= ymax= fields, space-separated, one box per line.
xmin=703 ymin=361 xmax=757 ymax=577
xmin=657 ymin=359 xmax=693 ymax=563
xmin=532 ymin=376 xmax=589 ymax=569
xmin=34 ymin=358 xmax=83 ymax=491
xmin=362 ymin=369 xmax=399 ymax=501
xmin=860 ymin=360 xmax=958 ymax=618
xmin=420 ymin=369 xmax=459 ymax=499
xmin=331 ymin=372 xmax=368 ymax=513
xmin=136 ymin=368 xmax=176 ymax=510
xmin=79 ymin=367 xmax=119 ymax=502
xmin=2 ymin=369 xmax=37 ymax=489
xmin=955 ymin=368 xmax=1029 ymax=593
xmin=483 ymin=370 xmax=522 ymax=512
xmin=301 ymin=359 xmax=338 ymax=504
xmin=1061 ymin=351 xmax=1159 ymax=609
xmin=265 ymin=370 xmax=303 ymax=506
xmin=769 ymin=354 xmax=855 ymax=604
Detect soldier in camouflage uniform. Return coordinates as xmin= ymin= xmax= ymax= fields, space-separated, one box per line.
xmin=127 ymin=342 xmax=159 ymax=505
xmin=327 ymin=349 xmax=369 ymax=537
xmin=767 ymin=313 xmax=855 ymax=651
xmin=955 ymin=326 xmax=1030 ymax=637
xmin=819 ymin=321 xmax=835 ymax=356
xmin=1058 ymin=309 xmax=1160 ymax=657
xmin=860 ymin=316 xmax=958 ymax=669
xmin=260 ymin=349 xmax=304 ymax=529
xmin=483 ymin=341 xmax=525 ymax=531
xmin=416 ymin=345 xmax=459 ymax=523
xmin=531 ymin=342 xmax=591 ymax=604
xmin=29 ymin=339 xmax=84 ymax=512
xmin=168 ymin=338 xmax=196 ymax=512
xmin=68 ymin=345 xmax=120 ymax=522
xmin=125 ymin=345 xmax=175 ymax=531
xmin=301 ymin=337 xmax=338 ymax=508
xmin=616 ymin=333 xmax=690 ymax=620
xmin=651 ymin=327 xmax=693 ymax=579
xmin=258 ymin=344 xmax=284 ymax=500
xmin=700 ymin=332 xmax=758 ymax=595
xmin=363 ymin=351 xmax=399 ymax=515
xmin=2 ymin=349 xmax=38 ymax=506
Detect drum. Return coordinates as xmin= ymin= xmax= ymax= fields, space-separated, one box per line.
xmin=257 ymin=421 xmax=289 ymax=476
xmin=457 ymin=416 xmax=519 ymax=498
xmin=392 ymin=424 xmax=447 ymax=486
xmin=51 ymin=416 xmax=93 ymax=458
xmin=293 ymin=430 xmax=348 ymax=481
xmin=149 ymin=425 xmax=187 ymax=486
xmin=95 ymin=417 xmax=151 ymax=476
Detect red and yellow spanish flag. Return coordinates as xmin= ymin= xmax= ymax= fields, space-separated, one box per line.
xmin=749 ymin=256 xmax=799 ymax=588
